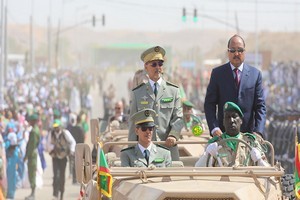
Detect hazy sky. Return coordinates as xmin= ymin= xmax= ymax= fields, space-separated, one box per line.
xmin=6 ymin=0 xmax=300 ymax=32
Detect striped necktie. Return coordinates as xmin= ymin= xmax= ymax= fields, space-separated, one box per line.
xmin=233 ymin=68 xmax=240 ymax=88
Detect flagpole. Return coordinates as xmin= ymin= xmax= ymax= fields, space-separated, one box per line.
xmin=97 ymin=140 xmax=102 ymax=200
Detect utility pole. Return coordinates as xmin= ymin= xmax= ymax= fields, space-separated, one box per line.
xmin=30 ymin=0 xmax=35 ymax=73
xmin=48 ymin=0 xmax=52 ymax=68
xmin=0 ymin=0 xmax=5 ymax=106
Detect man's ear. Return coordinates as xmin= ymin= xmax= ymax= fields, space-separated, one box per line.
xmin=135 ymin=127 xmax=139 ymax=135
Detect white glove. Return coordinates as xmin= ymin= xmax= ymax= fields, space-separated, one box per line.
xmin=206 ymin=142 xmax=220 ymax=156
xmin=250 ymin=148 xmax=262 ymax=162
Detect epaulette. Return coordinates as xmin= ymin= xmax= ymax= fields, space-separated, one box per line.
xmin=132 ymin=82 xmax=145 ymax=91
xmin=156 ymin=144 xmax=170 ymax=151
xmin=120 ymin=146 xmax=135 ymax=152
xmin=166 ymin=81 xmax=179 ymax=88
xmin=243 ymin=132 xmax=256 ymax=141
xmin=191 ymin=115 xmax=201 ymax=123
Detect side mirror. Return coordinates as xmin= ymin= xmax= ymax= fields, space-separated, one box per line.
xmin=75 ymin=143 xmax=92 ymax=184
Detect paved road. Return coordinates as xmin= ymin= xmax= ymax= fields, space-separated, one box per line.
xmin=14 ymin=70 xmax=134 ymax=200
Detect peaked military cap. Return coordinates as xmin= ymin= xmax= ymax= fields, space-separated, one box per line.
xmin=224 ymin=101 xmax=244 ymax=117
xmin=141 ymin=46 xmax=166 ymax=63
xmin=182 ymin=99 xmax=194 ymax=108
xmin=131 ymin=108 xmax=156 ymax=127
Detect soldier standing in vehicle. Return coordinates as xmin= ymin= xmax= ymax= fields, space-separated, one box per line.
xmin=181 ymin=99 xmax=204 ymax=134
xmin=195 ymin=102 xmax=269 ymax=167
xmin=45 ymin=119 xmax=76 ymax=200
xmin=24 ymin=113 xmax=40 ymax=200
xmin=128 ymin=46 xmax=183 ymax=161
xmin=121 ymin=109 xmax=171 ymax=167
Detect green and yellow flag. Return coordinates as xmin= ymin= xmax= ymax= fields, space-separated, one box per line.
xmin=97 ymin=143 xmax=112 ymax=198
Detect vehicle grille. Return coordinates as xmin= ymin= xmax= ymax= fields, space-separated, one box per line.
xmin=164 ymin=198 xmax=234 ymax=200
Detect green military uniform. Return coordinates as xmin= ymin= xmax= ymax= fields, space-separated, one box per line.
xmin=213 ymin=133 xmax=264 ymax=166
xmin=183 ymin=114 xmax=202 ymax=131
xmin=128 ymin=46 xmax=183 ymax=161
xmin=24 ymin=114 xmax=40 ymax=199
xmin=195 ymin=102 xmax=269 ymax=167
xmin=120 ymin=144 xmax=171 ymax=167
xmin=182 ymin=99 xmax=203 ymax=135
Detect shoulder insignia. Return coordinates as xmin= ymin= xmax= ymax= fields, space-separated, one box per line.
xmin=191 ymin=115 xmax=201 ymax=123
xmin=156 ymin=144 xmax=170 ymax=151
xmin=166 ymin=81 xmax=179 ymax=88
xmin=243 ymin=132 xmax=256 ymax=141
xmin=121 ymin=146 xmax=135 ymax=152
xmin=132 ymin=82 xmax=145 ymax=91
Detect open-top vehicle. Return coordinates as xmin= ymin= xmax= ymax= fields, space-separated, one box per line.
xmin=75 ymin=119 xmax=295 ymax=200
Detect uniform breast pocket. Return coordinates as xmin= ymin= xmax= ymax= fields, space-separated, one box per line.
xmin=160 ymin=103 xmax=173 ymax=119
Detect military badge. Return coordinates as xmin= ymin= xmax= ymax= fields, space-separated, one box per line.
xmin=141 ymin=95 xmax=148 ymax=101
xmin=140 ymin=101 xmax=149 ymax=105
xmin=192 ymin=125 xmax=203 ymax=136
xmin=144 ymin=110 xmax=150 ymax=117
xmin=161 ymin=97 xmax=173 ymax=103
xmin=154 ymin=46 xmax=160 ymax=52
xmin=154 ymin=158 xmax=164 ymax=163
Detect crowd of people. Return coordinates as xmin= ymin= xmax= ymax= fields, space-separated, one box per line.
xmin=0 ymin=66 xmax=94 ymax=199
xmin=0 ymin=33 xmax=299 ymax=199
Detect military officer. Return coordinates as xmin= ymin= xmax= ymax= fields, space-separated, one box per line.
xmin=24 ymin=113 xmax=40 ymax=200
xmin=182 ymin=99 xmax=204 ymax=134
xmin=195 ymin=102 xmax=269 ymax=167
xmin=121 ymin=109 xmax=172 ymax=167
xmin=128 ymin=46 xmax=183 ymax=161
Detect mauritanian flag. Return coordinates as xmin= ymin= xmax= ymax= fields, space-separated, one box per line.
xmin=295 ymin=135 xmax=300 ymax=199
xmin=97 ymin=142 xmax=112 ymax=198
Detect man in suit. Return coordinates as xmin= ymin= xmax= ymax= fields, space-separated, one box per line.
xmin=204 ymin=34 xmax=266 ymax=138
xmin=121 ymin=109 xmax=172 ymax=167
xmin=128 ymin=46 xmax=183 ymax=161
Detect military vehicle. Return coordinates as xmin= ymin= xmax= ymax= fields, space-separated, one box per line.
xmin=75 ymin=119 xmax=295 ymax=200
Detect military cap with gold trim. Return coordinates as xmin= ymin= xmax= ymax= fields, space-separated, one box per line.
xmin=223 ymin=101 xmax=244 ymax=117
xmin=131 ymin=108 xmax=156 ymax=127
xmin=141 ymin=46 xmax=166 ymax=63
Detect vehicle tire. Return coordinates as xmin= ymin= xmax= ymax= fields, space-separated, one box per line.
xmin=281 ymin=174 xmax=295 ymax=199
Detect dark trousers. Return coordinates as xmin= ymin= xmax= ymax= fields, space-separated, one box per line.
xmin=52 ymin=157 xmax=67 ymax=197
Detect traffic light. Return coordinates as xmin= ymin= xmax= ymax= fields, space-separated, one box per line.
xmin=182 ymin=8 xmax=186 ymax=22
xmin=193 ymin=8 xmax=198 ymax=23
xmin=92 ymin=15 xmax=96 ymax=27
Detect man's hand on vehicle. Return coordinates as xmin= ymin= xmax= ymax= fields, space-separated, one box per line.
xmin=250 ymin=148 xmax=262 ymax=162
xmin=206 ymin=142 xmax=220 ymax=156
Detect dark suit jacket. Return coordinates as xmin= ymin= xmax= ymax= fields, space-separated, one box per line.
xmin=204 ymin=62 xmax=266 ymax=138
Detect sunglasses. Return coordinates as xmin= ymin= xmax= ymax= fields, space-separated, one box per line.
xmin=115 ymin=107 xmax=121 ymax=110
xmin=150 ymin=61 xmax=163 ymax=67
xmin=139 ymin=126 xmax=154 ymax=132
xmin=228 ymin=48 xmax=245 ymax=53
